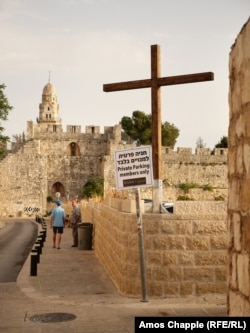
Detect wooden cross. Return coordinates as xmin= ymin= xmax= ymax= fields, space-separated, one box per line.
xmin=103 ymin=44 xmax=214 ymax=213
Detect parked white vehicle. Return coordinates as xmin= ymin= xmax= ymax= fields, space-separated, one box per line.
xmin=142 ymin=199 xmax=174 ymax=213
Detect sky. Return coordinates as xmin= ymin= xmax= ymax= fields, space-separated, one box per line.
xmin=1 ymin=0 xmax=249 ymax=151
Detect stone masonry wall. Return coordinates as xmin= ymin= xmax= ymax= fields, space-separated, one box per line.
xmin=103 ymin=145 xmax=228 ymax=202
xmin=227 ymin=18 xmax=250 ymax=315
xmin=0 ymin=144 xmax=228 ymax=218
xmin=0 ymin=126 xmax=121 ymax=217
xmin=82 ymin=199 xmax=227 ymax=298
xmin=0 ymin=140 xmax=47 ymax=217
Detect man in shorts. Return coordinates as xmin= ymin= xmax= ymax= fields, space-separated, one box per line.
xmin=50 ymin=200 xmax=66 ymax=249
xmin=70 ymin=200 xmax=82 ymax=247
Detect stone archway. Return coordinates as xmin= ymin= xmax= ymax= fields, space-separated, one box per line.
xmin=51 ymin=181 xmax=65 ymax=199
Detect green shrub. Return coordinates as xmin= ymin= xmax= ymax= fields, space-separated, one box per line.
xmin=214 ymin=195 xmax=225 ymax=201
xmin=82 ymin=176 xmax=104 ymax=199
xmin=44 ymin=210 xmax=52 ymax=217
xmin=179 ymin=182 xmax=214 ymax=193
xmin=202 ymin=184 xmax=213 ymax=191
xmin=179 ymin=182 xmax=199 ymax=193
xmin=47 ymin=196 xmax=53 ymax=203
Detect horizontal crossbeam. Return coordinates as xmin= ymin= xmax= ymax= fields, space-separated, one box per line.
xmin=103 ymin=72 xmax=214 ymax=92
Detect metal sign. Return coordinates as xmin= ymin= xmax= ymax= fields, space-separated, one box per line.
xmin=114 ymin=146 xmax=154 ymax=190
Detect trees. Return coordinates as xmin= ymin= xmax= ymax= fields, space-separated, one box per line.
xmin=196 ymin=137 xmax=206 ymax=148
xmin=211 ymin=136 xmax=228 ymax=155
xmin=0 ymin=84 xmax=13 ymax=156
xmin=12 ymin=132 xmax=26 ymax=153
xmin=120 ymin=111 xmax=151 ymax=145
xmin=120 ymin=110 xmax=179 ymax=148
xmin=162 ymin=121 xmax=179 ymax=147
xmin=214 ymin=136 xmax=228 ymax=148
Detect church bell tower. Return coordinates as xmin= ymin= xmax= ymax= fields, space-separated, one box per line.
xmin=37 ymin=76 xmax=62 ymax=130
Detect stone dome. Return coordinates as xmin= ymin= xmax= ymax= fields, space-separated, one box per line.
xmin=42 ymin=82 xmax=56 ymax=96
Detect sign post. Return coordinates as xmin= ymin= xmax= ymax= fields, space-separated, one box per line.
xmin=114 ymin=146 xmax=153 ymax=302
xmin=135 ymin=187 xmax=148 ymax=302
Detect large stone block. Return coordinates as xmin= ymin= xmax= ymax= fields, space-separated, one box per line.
xmin=176 ymin=252 xmax=194 ymax=266
xmin=196 ymin=282 xmax=226 ymax=295
xmin=210 ymin=235 xmax=228 ymax=250
xmin=195 ymin=252 xmax=227 ymax=266
xmin=237 ymin=253 xmax=250 ymax=296
xmin=186 ymin=236 xmax=210 ymax=251
xmin=121 ymin=198 xmax=136 ymax=213
xmin=183 ymin=267 xmax=214 ymax=282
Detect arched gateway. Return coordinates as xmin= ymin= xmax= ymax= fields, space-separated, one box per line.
xmin=51 ymin=182 xmax=65 ymax=199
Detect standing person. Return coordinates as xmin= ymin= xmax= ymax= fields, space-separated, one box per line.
xmin=50 ymin=200 xmax=66 ymax=249
xmin=70 ymin=200 xmax=82 ymax=247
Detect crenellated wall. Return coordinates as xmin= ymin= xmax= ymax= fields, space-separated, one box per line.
xmin=0 ymin=135 xmax=228 ymax=218
xmin=103 ymin=145 xmax=228 ymax=202
xmin=0 ymin=125 xmax=122 ymax=217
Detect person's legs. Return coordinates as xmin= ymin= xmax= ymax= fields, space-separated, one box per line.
xmin=56 ymin=227 xmax=63 ymax=249
xmin=52 ymin=231 xmax=56 ymax=248
xmin=75 ymin=227 xmax=78 ymax=245
xmin=71 ymin=227 xmax=74 ymax=245
xmin=57 ymin=233 xmax=62 ymax=249
xmin=72 ymin=226 xmax=78 ymax=246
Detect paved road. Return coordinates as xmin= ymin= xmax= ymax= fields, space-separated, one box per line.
xmin=0 ymin=221 xmax=37 ymax=282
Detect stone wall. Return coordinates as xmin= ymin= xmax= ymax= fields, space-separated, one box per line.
xmin=82 ymin=198 xmax=227 ymax=298
xmin=104 ymin=146 xmax=228 ymax=202
xmin=0 ymin=138 xmax=228 ymax=218
xmin=0 ymin=125 xmax=122 ymax=217
xmin=0 ymin=143 xmax=47 ymax=217
xmin=227 ymin=18 xmax=250 ymax=315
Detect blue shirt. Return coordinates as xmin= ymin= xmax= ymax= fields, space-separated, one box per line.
xmin=51 ymin=206 xmax=66 ymax=227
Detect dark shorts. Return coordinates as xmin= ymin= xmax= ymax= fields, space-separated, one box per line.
xmin=53 ymin=226 xmax=64 ymax=234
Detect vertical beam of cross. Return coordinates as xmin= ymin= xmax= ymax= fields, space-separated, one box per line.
xmin=151 ymin=45 xmax=162 ymax=212
xmin=103 ymin=45 xmax=214 ymax=213
xmin=151 ymin=45 xmax=162 ymax=180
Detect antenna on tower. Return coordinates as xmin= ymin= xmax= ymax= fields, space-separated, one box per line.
xmin=48 ymin=70 xmax=51 ymax=83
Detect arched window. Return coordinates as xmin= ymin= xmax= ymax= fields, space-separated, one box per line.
xmin=67 ymin=142 xmax=80 ymax=156
xmin=71 ymin=143 xmax=76 ymax=156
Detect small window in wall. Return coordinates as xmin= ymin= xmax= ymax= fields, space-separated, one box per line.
xmin=71 ymin=142 xmax=76 ymax=156
xmin=53 ymin=125 xmax=57 ymax=132
xmin=49 ymin=114 xmax=51 ymax=119
xmin=91 ymin=127 xmax=95 ymax=134
xmin=72 ymin=126 xmax=76 ymax=133
xmin=68 ymin=142 xmax=80 ymax=156
xmin=46 ymin=114 xmax=48 ymax=119
xmin=48 ymin=107 xmax=50 ymax=111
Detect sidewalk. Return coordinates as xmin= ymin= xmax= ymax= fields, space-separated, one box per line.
xmin=0 ymin=219 xmax=227 ymax=332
